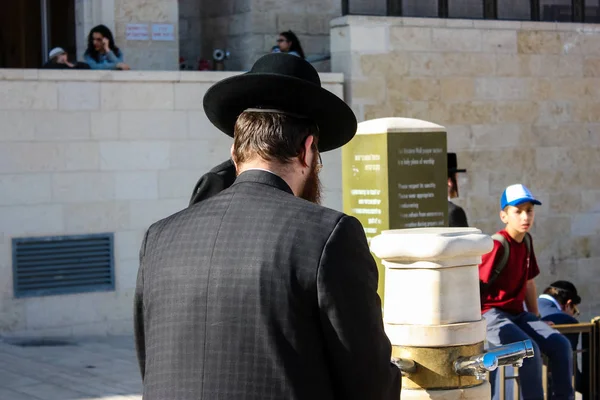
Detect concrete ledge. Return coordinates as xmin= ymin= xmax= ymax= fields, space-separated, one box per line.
xmin=0 ymin=69 xmax=345 ymax=84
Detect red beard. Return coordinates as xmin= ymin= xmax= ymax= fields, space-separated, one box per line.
xmin=300 ymin=156 xmax=322 ymax=204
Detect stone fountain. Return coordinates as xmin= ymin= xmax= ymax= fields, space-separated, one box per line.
xmin=370 ymin=227 xmax=534 ymax=399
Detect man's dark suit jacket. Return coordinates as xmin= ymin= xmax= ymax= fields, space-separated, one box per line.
xmin=448 ymin=200 xmax=469 ymax=227
xmin=134 ymin=169 xmax=400 ymax=400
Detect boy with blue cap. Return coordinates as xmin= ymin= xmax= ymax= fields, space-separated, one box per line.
xmin=479 ymin=184 xmax=574 ymax=400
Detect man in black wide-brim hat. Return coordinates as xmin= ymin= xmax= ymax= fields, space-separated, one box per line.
xmin=134 ymin=53 xmax=401 ymax=400
xmin=447 ymin=152 xmax=469 ymax=227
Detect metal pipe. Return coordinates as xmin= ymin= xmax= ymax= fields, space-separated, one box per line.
xmin=454 ymin=352 xmax=498 ymax=380
xmin=486 ymin=339 xmax=535 ymax=368
xmin=391 ymin=357 xmax=417 ymax=376
xmin=40 ymin=0 xmax=49 ymax=63
xmin=454 ymin=339 xmax=535 ymax=380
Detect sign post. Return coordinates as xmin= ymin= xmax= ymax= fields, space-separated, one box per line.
xmin=342 ymin=117 xmax=448 ymax=298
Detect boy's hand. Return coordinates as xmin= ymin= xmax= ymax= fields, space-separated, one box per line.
xmin=544 ymin=320 xmax=555 ymax=326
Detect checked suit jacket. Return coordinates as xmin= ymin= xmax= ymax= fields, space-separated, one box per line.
xmin=134 ymin=169 xmax=400 ymax=400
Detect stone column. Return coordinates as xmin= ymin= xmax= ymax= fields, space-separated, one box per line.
xmin=370 ymin=227 xmax=494 ymax=399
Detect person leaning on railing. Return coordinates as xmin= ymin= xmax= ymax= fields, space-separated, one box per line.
xmin=538 ymin=281 xmax=586 ymax=395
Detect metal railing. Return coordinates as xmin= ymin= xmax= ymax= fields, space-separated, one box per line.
xmin=499 ymin=318 xmax=600 ymax=400
xmin=341 ymin=0 xmax=600 ymax=23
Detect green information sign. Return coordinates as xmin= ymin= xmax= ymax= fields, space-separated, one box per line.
xmin=342 ymin=118 xmax=448 ymax=299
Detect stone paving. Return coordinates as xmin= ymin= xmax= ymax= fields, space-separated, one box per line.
xmin=0 ymin=335 xmax=142 ymax=400
xmin=0 ymin=334 xmax=585 ymax=400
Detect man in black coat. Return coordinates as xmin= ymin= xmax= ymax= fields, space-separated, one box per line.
xmin=447 ymin=152 xmax=469 ymax=227
xmin=134 ymin=53 xmax=401 ymax=400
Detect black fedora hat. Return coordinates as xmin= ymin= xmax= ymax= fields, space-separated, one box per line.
xmin=203 ymin=53 xmax=357 ymax=153
xmin=448 ymin=153 xmax=466 ymax=173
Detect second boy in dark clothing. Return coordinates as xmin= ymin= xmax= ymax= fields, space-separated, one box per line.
xmin=479 ymin=184 xmax=574 ymax=400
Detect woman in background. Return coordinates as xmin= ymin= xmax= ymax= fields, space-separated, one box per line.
xmin=84 ymin=25 xmax=130 ymax=70
xmin=273 ymin=30 xmax=306 ymax=59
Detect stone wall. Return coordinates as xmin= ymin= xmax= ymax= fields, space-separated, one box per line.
xmin=331 ymin=16 xmax=600 ymax=321
xmin=0 ymin=68 xmax=344 ymax=336
xmin=75 ymin=0 xmax=179 ymax=71
xmin=201 ymin=0 xmax=341 ymax=71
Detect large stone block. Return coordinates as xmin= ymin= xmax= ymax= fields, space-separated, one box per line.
xmin=114 ymin=230 xmax=147 ymax=262
xmin=475 ymin=78 xmax=529 ymax=100
xmin=389 ymin=78 xmax=441 ymax=102
xmin=91 ymin=111 xmax=120 ymax=140
xmin=63 ymin=143 xmax=101 ymax=171
xmin=548 ymin=191 xmax=582 ymax=215
xmin=442 ymin=53 xmax=496 ymax=77
xmin=58 ymin=82 xmax=100 ymax=111
xmin=128 ymin=199 xmax=186 ymax=230
xmin=158 ymin=170 xmax=202 ymax=198
xmin=349 ymin=78 xmax=386 ymax=104
xmin=409 ymin=53 xmax=446 ymax=76
xmin=390 ymin=27 xmax=433 ymax=51
xmin=187 ymin=111 xmax=221 ymax=139
xmin=33 ymin=111 xmax=91 ymax=141
xmin=495 ymin=101 xmax=539 ymax=124
xmin=360 ymin=52 xmax=410 ymax=78
xmin=495 ymin=54 xmax=534 ymax=77
xmin=115 ymin=171 xmax=159 ymax=200
xmin=582 ymin=190 xmax=600 ymax=212
xmin=384 ymin=265 xmax=482 ymax=325
xmin=431 ymin=28 xmax=482 ymax=52
xmin=101 ymin=83 xmax=175 ymax=110
xmin=0 ymin=205 xmax=65 ymax=235
xmin=482 ymin=29 xmax=517 ymax=53
xmin=517 ymin=30 xmax=564 ymax=54
xmin=116 ymin=0 xmax=178 ymax=22
xmin=440 ymin=78 xmax=475 ymax=101
xmin=350 ymin=25 xmax=388 ymax=53
xmin=0 ymin=111 xmax=36 ymax=141
xmin=0 ymin=82 xmax=57 ymax=110
xmin=0 ymin=174 xmax=52 ymax=206
xmin=64 ymin=201 xmax=130 ymax=232
xmin=446 ymin=102 xmax=496 ymax=125
xmin=536 ymin=101 xmax=573 ymax=125
xmin=277 ymin=12 xmax=308 ymax=33
xmin=119 ymin=111 xmax=187 ymax=139
xmin=99 ymin=141 xmax=170 ymax=171
xmin=52 ymin=172 xmax=116 ymax=203
xmin=169 ymin=140 xmax=217 ymax=169
xmin=471 ymin=124 xmax=522 ymax=148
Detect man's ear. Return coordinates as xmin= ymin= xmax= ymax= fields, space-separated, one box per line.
xmin=300 ymin=135 xmax=315 ymax=168
xmin=230 ymin=144 xmax=239 ymax=170
xmin=500 ymin=210 xmax=508 ymax=224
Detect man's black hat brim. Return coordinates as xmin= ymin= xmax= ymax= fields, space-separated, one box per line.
xmin=203 ymin=72 xmax=357 ymax=153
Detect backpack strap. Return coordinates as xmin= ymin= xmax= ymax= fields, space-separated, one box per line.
xmin=480 ymin=233 xmax=532 ymax=295
xmin=480 ymin=234 xmax=510 ymax=295
xmin=523 ymin=232 xmax=531 ymax=256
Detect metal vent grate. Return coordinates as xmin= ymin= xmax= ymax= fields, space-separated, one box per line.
xmin=12 ymin=233 xmax=115 ymax=298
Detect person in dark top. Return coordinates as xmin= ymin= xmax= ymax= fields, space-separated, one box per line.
xmin=188 ymin=158 xmax=237 ymax=206
xmin=447 ymin=152 xmax=469 ymax=227
xmin=42 ymin=47 xmax=90 ymax=70
xmin=539 ymin=281 xmax=586 ymax=395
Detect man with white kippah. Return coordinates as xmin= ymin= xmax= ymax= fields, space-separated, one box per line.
xmin=42 ymin=47 xmax=90 ymax=70
xmin=478 ymin=184 xmax=574 ymax=400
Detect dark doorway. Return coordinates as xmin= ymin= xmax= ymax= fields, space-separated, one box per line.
xmin=0 ymin=0 xmax=75 ymax=69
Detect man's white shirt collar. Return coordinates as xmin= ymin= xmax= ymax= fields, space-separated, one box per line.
xmin=539 ymin=294 xmax=562 ymax=311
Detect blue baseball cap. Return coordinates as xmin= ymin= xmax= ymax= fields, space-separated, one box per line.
xmin=500 ymin=184 xmax=542 ymax=210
